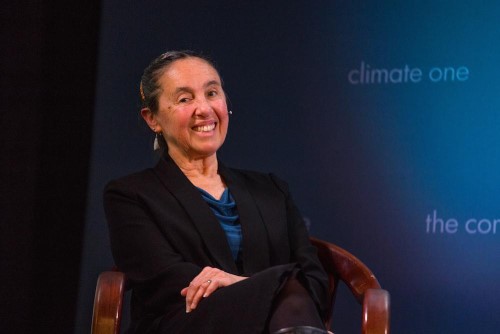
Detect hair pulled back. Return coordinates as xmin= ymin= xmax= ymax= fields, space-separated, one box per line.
xmin=139 ymin=50 xmax=217 ymax=114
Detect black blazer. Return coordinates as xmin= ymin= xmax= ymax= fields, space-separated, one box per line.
xmin=104 ymin=155 xmax=329 ymax=333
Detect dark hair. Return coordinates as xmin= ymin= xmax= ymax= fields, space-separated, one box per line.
xmin=139 ymin=50 xmax=218 ymax=114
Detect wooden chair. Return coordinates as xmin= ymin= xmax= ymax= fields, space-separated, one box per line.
xmin=91 ymin=237 xmax=390 ymax=334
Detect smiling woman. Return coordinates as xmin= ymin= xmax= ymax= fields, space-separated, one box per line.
xmin=140 ymin=52 xmax=230 ymax=199
xmin=104 ymin=51 xmax=330 ymax=334
xmin=140 ymin=52 xmax=228 ymax=159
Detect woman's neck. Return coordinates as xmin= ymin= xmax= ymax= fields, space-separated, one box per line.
xmin=168 ymin=151 xmax=226 ymax=199
xmin=168 ymin=150 xmax=218 ymax=176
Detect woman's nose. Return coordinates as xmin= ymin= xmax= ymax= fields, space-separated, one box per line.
xmin=194 ymin=97 xmax=212 ymax=115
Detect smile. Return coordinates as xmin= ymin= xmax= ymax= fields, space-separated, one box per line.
xmin=192 ymin=123 xmax=216 ymax=132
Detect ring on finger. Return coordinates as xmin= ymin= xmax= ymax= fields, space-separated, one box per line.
xmin=206 ymin=279 xmax=212 ymax=284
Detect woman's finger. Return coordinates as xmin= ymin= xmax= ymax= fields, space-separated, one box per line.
xmin=202 ymin=278 xmax=219 ymax=297
xmin=185 ymin=281 xmax=201 ymax=313
xmin=190 ymin=279 xmax=212 ymax=310
xmin=185 ymin=271 xmax=214 ymax=312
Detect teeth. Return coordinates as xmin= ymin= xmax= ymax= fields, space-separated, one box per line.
xmin=193 ymin=123 xmax=216 ymax=132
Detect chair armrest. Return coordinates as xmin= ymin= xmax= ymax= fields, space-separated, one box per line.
xmin=91 ymin=271 xmax=126 ymax=334
xmin=310 ymin=237 xmax=381 ymax=302
xmin=310 ymin=237 xmax=390 ymax=333
xmin=362 ymin=288 xmax=390 ymax=334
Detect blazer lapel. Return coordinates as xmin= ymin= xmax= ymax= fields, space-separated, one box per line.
xmin=219 ymin=163 xmax=271 ymax=274
xmin=153 ymin=156 xmax=238 ymax=273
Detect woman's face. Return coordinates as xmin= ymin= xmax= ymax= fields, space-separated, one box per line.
xmin=152 ymin=57 xmax=229 ymax=160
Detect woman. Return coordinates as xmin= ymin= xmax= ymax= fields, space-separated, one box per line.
xmin=104 ymin=50 xmax=330 ymax=334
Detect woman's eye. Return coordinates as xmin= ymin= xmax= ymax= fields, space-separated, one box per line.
xmin=207 ymin=90 xmax=218 ymax=97
xmin=178 ymin=97 xmax=190 ymax=103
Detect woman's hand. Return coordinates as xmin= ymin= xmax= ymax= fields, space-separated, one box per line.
xmin=180 ymin=266 xmax=247 ymax=313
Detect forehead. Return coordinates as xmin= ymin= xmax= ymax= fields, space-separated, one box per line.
xmin=158 ymin=57 xmax=221 ymax=91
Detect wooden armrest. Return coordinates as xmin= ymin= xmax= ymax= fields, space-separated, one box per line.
xmin=310 ymin=237 xmax=381 ymax=301
xmin=362 ymin=288 xmax=390 ymax=334
xmin=91 ymin=271 xmax=126 ymax=334
xmin=310 ymin=237 xmax=390 ymax=333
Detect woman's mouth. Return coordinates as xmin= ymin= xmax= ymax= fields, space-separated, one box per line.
xmin=192 ymin=123 xmax=216 ymax=132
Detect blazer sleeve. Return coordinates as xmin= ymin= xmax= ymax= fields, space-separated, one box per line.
xmin=270 ymin=173 xmax=330 ymax=319
xmin=103 ymin=177 xmax=202 ymax=315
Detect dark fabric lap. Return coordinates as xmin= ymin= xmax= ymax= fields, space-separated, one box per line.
xmin=157 ymin=264 xmax=297 ymax=334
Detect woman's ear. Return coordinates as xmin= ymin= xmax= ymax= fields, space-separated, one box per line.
xmin=141 ymin=108 xmax=158 ymax=131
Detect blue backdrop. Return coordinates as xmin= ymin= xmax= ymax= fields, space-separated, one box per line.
xmin=76 ymin=1 xmax=500 ymax=333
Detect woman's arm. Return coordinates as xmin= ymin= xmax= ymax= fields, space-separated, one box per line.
xmin=270 ymin=174 xmax=330 ymax=318
xmin=104 ymin=178 xmax=202 ymax=316
xmin=104 ymin=177 xmax=247 ymax=315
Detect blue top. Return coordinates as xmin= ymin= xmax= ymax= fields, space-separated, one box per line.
xmin=197 ymin=187 xmax=242 ymax=261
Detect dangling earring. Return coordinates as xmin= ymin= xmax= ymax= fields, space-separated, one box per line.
xmin=153 ymin=132 xmax=160 ymax=151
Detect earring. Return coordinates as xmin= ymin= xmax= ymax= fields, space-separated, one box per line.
xmin=229 ymin=110 xmax=233 ymax=115
xmin=153 ymin=132 xmax=160 ymax=151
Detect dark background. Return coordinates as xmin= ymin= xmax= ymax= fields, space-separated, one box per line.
xmin=3 ymin=1 xmax=500 ymax=333
xmin=1 ymin=1 xmax=100 ymax=333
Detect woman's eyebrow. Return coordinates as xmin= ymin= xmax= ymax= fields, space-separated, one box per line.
xmin=204 ymin=80 xmax=221 ymax=87
xmin=173 ymin=80 xmax=221 ymax=95
xmin=173 ymin=87 xmax=191 ymax=94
